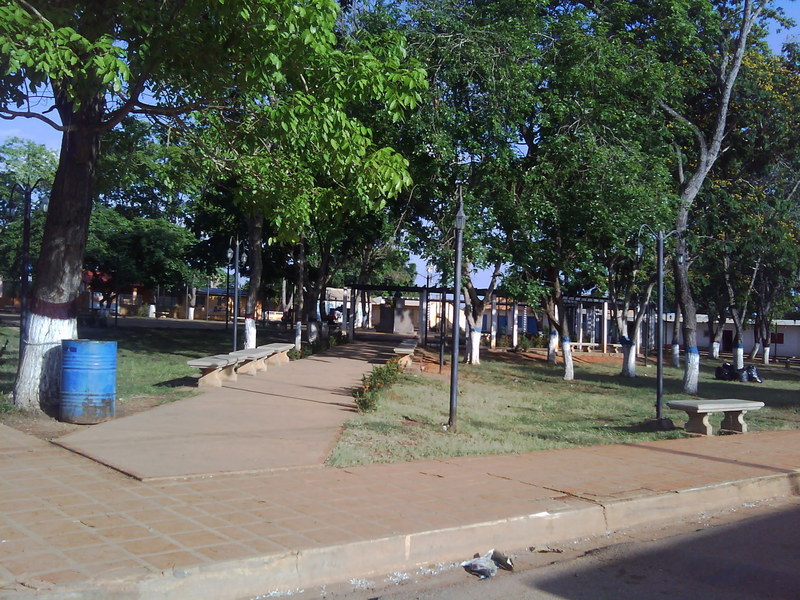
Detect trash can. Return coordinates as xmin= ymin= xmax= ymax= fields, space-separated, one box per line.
xmin=60 ymin=339 xmax=117 ymax=424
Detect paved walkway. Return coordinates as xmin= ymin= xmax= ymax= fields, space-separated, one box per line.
xmin=1 ymin=339 xmax=799 ymax=599
xmin=53 ymin=340 xmax=395 ymax=480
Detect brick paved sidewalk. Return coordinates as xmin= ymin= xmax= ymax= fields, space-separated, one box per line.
xmin=1 ymin=336 xmax=799 ymax=599
xmin=3 ymin=425 xmax=800 ymax=599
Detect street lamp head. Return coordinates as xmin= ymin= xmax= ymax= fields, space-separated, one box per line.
xmin=455 ymin=204 xmax=466 ymax=231
xmin=636 ymin=241 xmax=644 ymax=258
xmin=227 ymin=248 xmax=234 ymax=261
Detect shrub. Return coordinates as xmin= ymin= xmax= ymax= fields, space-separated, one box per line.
xmin=353 ymin=358 xmax=403 ymax=412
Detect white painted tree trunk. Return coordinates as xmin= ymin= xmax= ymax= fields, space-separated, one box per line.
xmin=671 ymin=343 xmax=680 ymax=368
xmin=711 ymin=341 xmax=720 ymax=360
xmin=763 ymin=346 xmax=771 ymax=365
xmin=621 ymin=342 xmax=637 ymax=378
xmin=294 ymin=321 xmax=302 ymax=350
xmin=733 ymin=345 xmax=745 ymax=370
xmin=244 ymin=318 xmax=257 ymax=349
xmin=187 ymin=306 xmax=195 ymax=320
xmin=683 ymin=349 xmax=700 ymax=395
xmin=466 ymin=329 xmax=482 ymax=364
xmin=750 ymin=341 xmax=762 ymax=360
xmin=308 ymin=320 xmax=319 ymax=344
xmin=548 ymin=331 xmax=558 ymax=364
xmin=562 ymin=338 xmax=574 ymax=381
xmin=13 ymin=314 xmax=76 ymax=414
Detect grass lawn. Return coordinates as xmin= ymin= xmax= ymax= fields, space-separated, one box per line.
xmin=326 ymin=348 xmax=800 ymax=466
xmin=2 ymin=321 xmax=797 ymax=460
xmin=0 ymin=323 xmax=234 ymax=409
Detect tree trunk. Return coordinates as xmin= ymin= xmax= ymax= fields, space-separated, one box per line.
xmin=671 ymin=304 xmax=681 ymax=369
xmin=561 ymin=332 xmax=574 ymax=381
xmin=763 ymin=344 xmax=771 ymax=365
xmin=707 ymin=310 xmax=725 ymax=360
xmin=675 ymin=253 xmax=700 ymax=393
xmin=547 ymin=330 xmax=558 ymax=364
xmin=621 ymin=339 xmax=637 ymax=378
xmin=244 ymin=211 xmax=264 ymax=349
xmin=14 ymin=101 xmax=102 ymax=414
xmin=462 ymin=264 xmax=502 ymax=366
xmin=733 ymin=330 xmax=745 ymax=371
xmin=467 ymin=328 xmax=482 ymax=365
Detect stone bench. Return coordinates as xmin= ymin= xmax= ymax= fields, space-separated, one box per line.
xmin=228 ymin=348 xmax=276 ymax=375
xmin=667 ymin=399 xmax=765 ymax=436
xmin=186 ymin=354 xmax=240 ymax=387
xmin=256 ymin=342 xmax=296 ymax=365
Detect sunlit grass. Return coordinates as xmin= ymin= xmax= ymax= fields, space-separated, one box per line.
xmin=327 ymin=349 xmax=800 ymax=466
xmin=0 ymin=323 xmax=235 ymax=409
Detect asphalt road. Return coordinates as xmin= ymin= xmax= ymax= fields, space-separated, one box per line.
xmin=278 ymin=495 xmax=800 ymax=600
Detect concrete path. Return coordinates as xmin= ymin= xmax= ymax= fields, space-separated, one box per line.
xmin=1 ymin=339 xmax=799 ymax=599
xmin=53 ymin=340 xmax=395 ymax=480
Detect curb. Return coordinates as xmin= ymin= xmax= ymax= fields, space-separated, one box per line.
xmin=7 ymin=471 xmax=799 ymax=600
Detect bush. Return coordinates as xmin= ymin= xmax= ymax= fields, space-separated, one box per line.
xmin=515 ymin=334 xmax=546 ymax=351
xmin=0 ymin=399 xmax=17 ymax=414
xmin=353 ymin=358 xmax=403 ymax=412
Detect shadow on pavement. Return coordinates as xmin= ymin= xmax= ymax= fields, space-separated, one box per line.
xmin=533 ymin=504 xmax=800 ymax=600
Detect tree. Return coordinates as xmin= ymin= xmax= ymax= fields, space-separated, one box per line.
xmin=382 ymin=0 xmax=543 ymax=365
xmin=658 ymin=0 xmax=781 ymax=393
xmin=505 ymin=2 xmax=676 ymax=380
xmin=0 ymin=0 xmax=422 ymax=411
xmin=84 ymin=206 xmax=203 ymax=304
xmin=0 ymin=138 xmax=57 ymax=295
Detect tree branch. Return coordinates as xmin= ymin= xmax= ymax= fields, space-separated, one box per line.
xmin=0 ymin=109 xmax=65 ymax=131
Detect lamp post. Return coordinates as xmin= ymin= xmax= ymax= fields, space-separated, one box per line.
xmin=448 ymin=189 xmax=465 ymax=432
xmin=637 ymin=227 xmax=677 ymax=428
xmin=229 ymin=239 xmax=241 ymax=352
xmin=425 ymin=264 xmax=434 ymax=346
xmin=226 ymin=248 xmax=232 ymax=329
xmin=10 ymin=179 xmax=43 ymax=349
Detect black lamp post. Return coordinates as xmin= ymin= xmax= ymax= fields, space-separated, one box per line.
xmin=448 ymin=190 xmax=465 ymax=432
xmin=228 ymin=239 xmax=241 ymax=352
xmin=425 ymin=264 xmax=434 ymax=347
xmin=10 ymin=178 xmax=43 ymax=349
xmin=638 ymin=226 xmax=677 ymax=428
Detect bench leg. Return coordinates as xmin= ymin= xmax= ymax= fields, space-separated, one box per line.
xmin=220 ymin=363 xmax=238 ymax=382
xmin=721 ymin=410 xmax=748 ymax=433
xmin=237 ymin=359 xmax=258 ymax=376
xmin=198 ymin=368 xmax=223 ymax=388
xmin=267 ymin=351 xmax=290 ymax=366
xmin=684 ymin=412 xmax=713 ymax=436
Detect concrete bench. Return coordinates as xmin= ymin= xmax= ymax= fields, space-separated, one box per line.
xmin=667 ymin=399 xmax=765 ymax=435
xmin=256 ymin=342 xmax=296 ymax=365
xmin=228 ymin=348 xmax=276 ymax=375
xmin=186 ymin=354 xmax=240 ymax=387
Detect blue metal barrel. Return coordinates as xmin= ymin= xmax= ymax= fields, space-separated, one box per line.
xmin=60 ymin=340 xmax=117 ymax=424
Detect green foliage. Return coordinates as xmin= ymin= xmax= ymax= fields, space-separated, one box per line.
xmin=353 ymin=357 xmax=402 ymax=412
xmin=85 ymin=205 xmax=203 ymax=289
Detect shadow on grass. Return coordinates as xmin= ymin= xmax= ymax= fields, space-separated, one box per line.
xmin=155 ymin=376 xmax=197 ymax=388
xmin=483 ymin=352 xmax=800 ymax=410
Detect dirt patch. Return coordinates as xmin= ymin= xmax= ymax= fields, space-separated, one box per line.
xmin=0 ymin=395 xmax=172 ymax=442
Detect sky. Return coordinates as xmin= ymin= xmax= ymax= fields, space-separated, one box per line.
xmin=1 ymin=2 xmax=798 ymax=286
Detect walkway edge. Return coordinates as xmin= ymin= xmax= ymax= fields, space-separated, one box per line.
xmin=7 ymin=471 xmax=800 ymax=600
